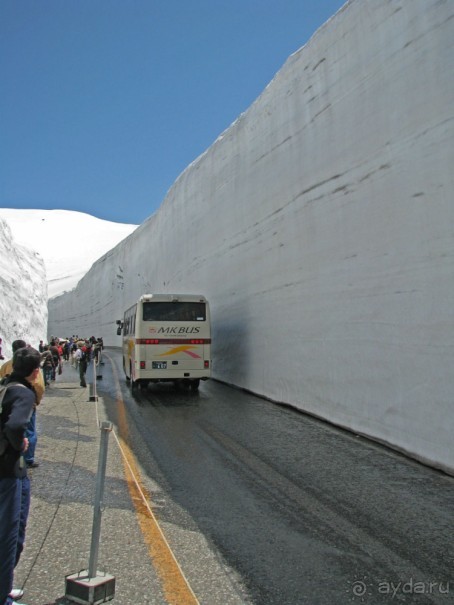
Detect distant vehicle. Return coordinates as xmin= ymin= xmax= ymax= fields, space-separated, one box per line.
xmin=116 ymin=293 xmax=211 ymax=390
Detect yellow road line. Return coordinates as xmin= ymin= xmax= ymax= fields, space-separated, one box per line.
xmin=105 ymin=353 xmax=200 ymax=605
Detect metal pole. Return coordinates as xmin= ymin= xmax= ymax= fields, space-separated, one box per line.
xmin=88 ymin=420 xmax=112 ymax=578
xmin=96 ymin=352 xmax=103 ymax=380
xmin=89 ymin=357 xmax=98 ymax=401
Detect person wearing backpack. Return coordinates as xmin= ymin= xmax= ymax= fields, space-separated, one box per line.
xmin=0 ymin=346 xmax=41 ymax=605
xmin=48 ymin=341 xmax=61 ymax=381
xmin=74 ymin=342 xmax=88 ymax=388
xmin=0 ymin=342 xmax=44 ymax=470
xmin=40 ymin=347 xmax=54 ymax=387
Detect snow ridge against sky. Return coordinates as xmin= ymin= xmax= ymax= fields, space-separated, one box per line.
xmin=0 ymin=209 xmax=137 ymax=298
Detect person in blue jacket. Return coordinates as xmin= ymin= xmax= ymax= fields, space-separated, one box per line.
xmin=0 ymin=346 xmax=41 ymax=605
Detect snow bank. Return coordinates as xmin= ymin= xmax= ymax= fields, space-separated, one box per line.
xmin=0 ymin=219 xmax=47 ymax=358
xmin=0 ymin=209 xmax=137 ymax=298
xmin=49 ymin=0 xmax=454 ymax=473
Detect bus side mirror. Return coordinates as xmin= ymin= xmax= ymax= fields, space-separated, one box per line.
xmin=116 ymin=320 xmax=123 ymax=335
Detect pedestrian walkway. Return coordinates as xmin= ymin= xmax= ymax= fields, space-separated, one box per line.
xmin=13 ymin=371 xmax=169 ymax=605
xmin=12 ymin=359 xmax=249 ymax=605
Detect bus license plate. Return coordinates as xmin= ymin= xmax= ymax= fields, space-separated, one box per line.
xmin=152 ymin=361 xmax=167 ymax=370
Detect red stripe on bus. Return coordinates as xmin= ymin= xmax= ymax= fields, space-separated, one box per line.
xmin=136 ymin=339 xmax=211 ymax=345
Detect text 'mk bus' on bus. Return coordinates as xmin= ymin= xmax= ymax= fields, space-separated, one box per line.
xmin=116 ymin=293 xmax=211 ymax=390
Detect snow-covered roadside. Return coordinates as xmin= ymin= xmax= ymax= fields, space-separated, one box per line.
xmin=0 ymin=218 xmax=47 ymax=358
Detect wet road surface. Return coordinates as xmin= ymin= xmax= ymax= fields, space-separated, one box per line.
xmin=95 ymin=349 xmax=453 ymax=605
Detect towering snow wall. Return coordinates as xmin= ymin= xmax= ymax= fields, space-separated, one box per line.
xmin=0 ymin=219 xmax=48 ymax=358
xmin=49 ymin=0 xmax=454 ymax=473
xmin=0 ymin=209 xmax=138 ymax=298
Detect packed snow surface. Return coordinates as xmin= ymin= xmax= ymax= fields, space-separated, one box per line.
xmin=0 ymin=218 xmax=47 ymax=358
xmin=0 ymin=209 xmax=137 ymax=298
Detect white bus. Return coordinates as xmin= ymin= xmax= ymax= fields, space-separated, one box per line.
xmin=116 ymin=293 xmax=211 ymax=390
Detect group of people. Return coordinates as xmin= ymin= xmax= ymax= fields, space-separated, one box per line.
xmin=39 ymin=336 xmax=104 ymax=388
xmin=37 ymin=339 xmax=63 ymax=386
xmin=0 ymin=334 xmax=103 ymax=605
xmin=0 ymin=342 xmax=42 ymax=605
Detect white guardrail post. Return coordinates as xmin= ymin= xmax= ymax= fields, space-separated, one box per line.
xmin=65 ymin=420 xmax=116 ymax=603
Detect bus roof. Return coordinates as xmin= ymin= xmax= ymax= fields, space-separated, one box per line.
xmin=139 ymin=294 xmax=208 ymax=303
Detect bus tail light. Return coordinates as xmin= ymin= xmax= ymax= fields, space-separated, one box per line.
xmin=140 ymin=361 xmax=146 ymax=369
xmin=204 ymin=361 xmax=210 ymax=369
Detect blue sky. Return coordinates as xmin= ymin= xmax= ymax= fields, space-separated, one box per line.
xmin=1 ymin=0 xmax=345 ymax=225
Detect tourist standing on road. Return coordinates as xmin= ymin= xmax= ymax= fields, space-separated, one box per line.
xmin=74 ymin=342 xmax=88 ymax=388
xmin=49 ymin=341 xmax=61 ymax=381
xmin=41 ymin=347 xmax=54 ymax=387
xmin=0 ymin=346 xmax=41 ymax=605
xmin=0 ymin=341 xmax=45 ymax=469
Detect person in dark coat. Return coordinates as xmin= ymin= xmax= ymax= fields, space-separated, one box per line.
xmin=41 ymin=347 xmax=54 ymax=387
xmin=0 ymin=341 xmax=45 ymax=470
xmin=0 ymin=346 xmax=41 ymax=605
xmin=49 ymin=341 xmax=61 ymax=381
xmin=74 ymin=342 xmax=88 ymax=388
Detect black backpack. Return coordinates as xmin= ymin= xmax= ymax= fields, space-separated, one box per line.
xmin=0 ymin=381 xmax=27 ymax=455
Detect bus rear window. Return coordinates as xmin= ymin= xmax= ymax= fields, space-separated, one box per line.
xmin=142 ymin=302 xmax=206 ymax=322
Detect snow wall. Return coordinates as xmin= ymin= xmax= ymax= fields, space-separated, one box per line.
xmin=0 ymin=219 xmax=48 ymax=358
xmin=48 ymin=0 xmax=454 ymax=474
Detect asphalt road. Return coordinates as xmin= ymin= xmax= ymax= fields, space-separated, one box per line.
xmin=95 ymin=348 xmax=453 ymax=605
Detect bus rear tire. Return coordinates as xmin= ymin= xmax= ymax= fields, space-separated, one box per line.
xmin=190 ymin=379 xmax=200 ymax=391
